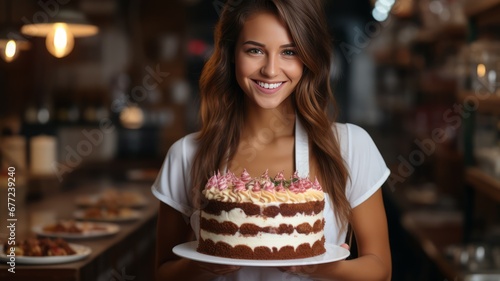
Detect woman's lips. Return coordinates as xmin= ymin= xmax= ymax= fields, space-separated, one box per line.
xmin=252 ymin=80 xmax=286 ymax=94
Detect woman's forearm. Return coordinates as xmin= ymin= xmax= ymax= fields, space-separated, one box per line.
xmin=155 ymin=258 xmax=215 ymax=281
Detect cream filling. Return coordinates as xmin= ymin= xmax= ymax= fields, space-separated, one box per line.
xmin=203 ymin=189 xmax=324 ymax=203
xmin=201 ymin=208 xmax=324 ymax=228
xmin=200 ymin=229 xmax=324 ymax=250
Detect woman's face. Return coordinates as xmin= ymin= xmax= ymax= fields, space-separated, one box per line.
xmin=234 ymin=12 xmax=303 ymax=110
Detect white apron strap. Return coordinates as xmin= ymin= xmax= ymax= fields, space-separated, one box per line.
xmin=295 ymin=116 xmax=309 ymax=177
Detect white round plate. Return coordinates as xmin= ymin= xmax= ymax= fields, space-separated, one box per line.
xmin=73 ymin=209 xmax=141 ymax=222
xmin=172 ymin=241 xmax=350 ymax=267
xmin=0 ymin=243 xmax=91 ymax=265
xmin=32 ymin=222 xmax=120 ymax=239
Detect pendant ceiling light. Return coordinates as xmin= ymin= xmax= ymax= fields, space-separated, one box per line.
xmin=0 ymin=28 xmax=30 ymax=62
xmin=0 ymin=0 xmax=30 ymax=63
xmin=21 ymin=9 xmax=98 ymax=58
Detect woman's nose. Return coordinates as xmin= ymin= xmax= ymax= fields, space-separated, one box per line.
xmin=260 ymin=54 xmax=279 ymax=77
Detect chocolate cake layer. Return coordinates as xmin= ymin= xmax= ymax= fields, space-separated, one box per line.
xmin=197 ymin=237 xmax=326 ymax=260
xmin=200 ymin=217 xmax=325 ymax=235
xmin=203 ymin=200 xmax=325 ymax=217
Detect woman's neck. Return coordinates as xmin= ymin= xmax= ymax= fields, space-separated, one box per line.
xmin=228 ymin=99 xmax=297 ymax=177
xmin=242 ymin=102 xmax=296 ymax=140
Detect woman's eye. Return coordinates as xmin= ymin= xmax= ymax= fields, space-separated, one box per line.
xmin=247 ymin=48 xmax=263 ymax=54
xmin=283 ymin=49 xmax=296 ymax=56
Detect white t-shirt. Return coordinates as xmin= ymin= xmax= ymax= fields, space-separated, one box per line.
xmin=151 ymin=121 xmax=390 ymax=281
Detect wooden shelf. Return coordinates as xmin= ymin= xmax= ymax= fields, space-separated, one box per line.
xmin=419 ymin=73 xmax=458 ymax=95
xmin=465 ymin=167 xmax=500 ymax=202
xmin=465 ymin=0 xmax=500 ymax=27
xmin=412 ymin=24 xmax=467 ymax=45
xmin=464 ymin=0 xmax=500 ymax=17
xmin=458 ymin=90 xmax=500 ymax=115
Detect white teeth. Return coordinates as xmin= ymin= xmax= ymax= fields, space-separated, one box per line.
xmin=257 ymin=81 xmax=283 ymax=89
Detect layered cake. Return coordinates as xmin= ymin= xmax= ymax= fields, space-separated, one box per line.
xmin=197 ymin=170 xmax=326 ymax=260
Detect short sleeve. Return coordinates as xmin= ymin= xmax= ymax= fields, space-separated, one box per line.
xmin=337 ymin=123 xmax=390 ymax=208
xmin=151 ymin=134 xmax=198 ymax=217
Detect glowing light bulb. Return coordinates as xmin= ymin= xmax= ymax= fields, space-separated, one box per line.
xmin=45 ymin=23 xmax=75 ymax=58
xmin=1 ymin=40 xmax=18 ymax=62
xmin=477 ymin=64 xmax=486 ymax=78
xmin=120 ymin=105 xmax=145 ymax=129
xmin=0 ymin=39 xmax=19 ymax=62
xmin=5 ymin=40 xmax=17 ymax=60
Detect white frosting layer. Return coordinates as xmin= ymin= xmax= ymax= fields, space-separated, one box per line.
xmin=203 ymin=189 xmax=324 ymax=203
xmin=200 ymin=229 xmax=324 ymax=250
xmin=201 ymin=208 xmax=324 ymax=228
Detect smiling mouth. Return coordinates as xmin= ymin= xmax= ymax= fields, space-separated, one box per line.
xmin=254 ymin=80 xmax=284 ymax=89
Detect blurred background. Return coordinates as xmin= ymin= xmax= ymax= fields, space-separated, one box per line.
xmin=0 ymin=0 xmax=500 ymax=280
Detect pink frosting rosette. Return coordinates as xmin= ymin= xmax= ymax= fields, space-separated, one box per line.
xmin=240 ymin=169 xmax=252 ymax=184
xmin=289 ymin=180 xmax=306 ymax=193
xmin=300 ymin=178 xmax=312 ymax=190
xmin=313 ymin=177 xmax=322 ymax=191
xmin=205 ymin=172 xmax=218 ymax=189
xmin=263 ymin=180 xmax=274 ymax=192
xmin=204 ymin=169 xmax=323 ymax=194
xmin=233 ymin=179 xmax=246 ymax=192
xmin=274 ymin=171 xmax=285 ymax=182
xmin=275 ymin=181 xmax=286 ymax=192
xmin=225 ymin=170 xmax=238 ymax=183
xmin=261 ymin=169 xmax=270 ymax=181
xmin=218 ymin=176 xmax=228 ymax=191
xmin=252 ymin=180 xmax=261 ymax=192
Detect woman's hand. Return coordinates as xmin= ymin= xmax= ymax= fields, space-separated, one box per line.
xmin=277 ymin=243 xmax=350 ymax=275
xmin=339 ymin=243 xmax=350 ymax=251
xmin=192 ymin=260 xmax=241 ymax=276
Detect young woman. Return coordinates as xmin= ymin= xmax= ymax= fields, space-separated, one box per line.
xmin=152 ymin=0 xmax=391 ymax=280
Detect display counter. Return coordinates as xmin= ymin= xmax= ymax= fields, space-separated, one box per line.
xmin=0 ymin=181 xmax=159 ymax=281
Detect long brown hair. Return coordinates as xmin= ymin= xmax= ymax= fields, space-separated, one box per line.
xmin=191 ymin=0 xmax=351 ymax=232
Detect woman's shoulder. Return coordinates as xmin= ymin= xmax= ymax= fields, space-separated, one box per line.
xmin=166 ymin=132 xmax=200 ymax=160
xmin=331 ymin=122 xmax=373 ymax=146
xmin=170 ymin=132 xmax=199 ymax=149
xmin=331 ymin=122 xmax=383 ymax=164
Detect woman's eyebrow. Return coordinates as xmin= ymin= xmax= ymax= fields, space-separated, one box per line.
xmin=242 ymin=41 xmax=295 ymax=48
